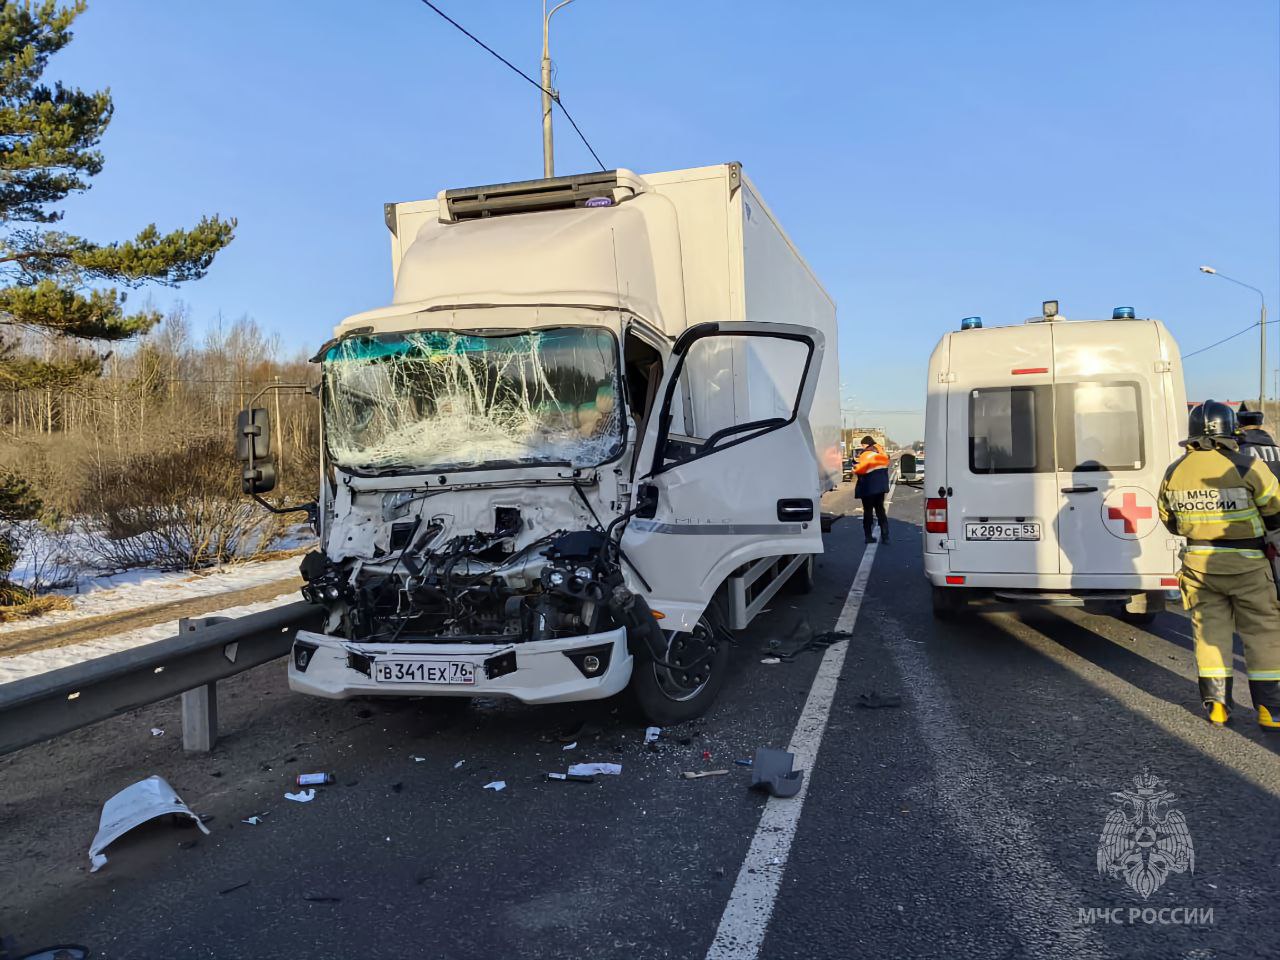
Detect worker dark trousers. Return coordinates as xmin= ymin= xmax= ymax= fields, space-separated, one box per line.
xmin=861 ymin=494 xmax=888 ymax=542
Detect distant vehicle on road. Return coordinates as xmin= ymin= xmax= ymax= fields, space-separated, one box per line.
xmin=922 ymin=304 xmax=1186 ymax=622
xmin=898 ymin=452 xmax=924 ymax=484
xmin=842 ymin=457 xmax=855 ymax=482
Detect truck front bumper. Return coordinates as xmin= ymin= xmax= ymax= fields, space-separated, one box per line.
xmin=287 ymin=627 xmax=633 ymax=704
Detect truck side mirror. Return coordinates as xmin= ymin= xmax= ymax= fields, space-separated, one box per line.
xmin=242 ymin=460 xmax=277 ymax=495
xmin=235 ymin=408 xmax=272 ymax=462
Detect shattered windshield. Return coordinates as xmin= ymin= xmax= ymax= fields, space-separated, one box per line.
xmin=322 ymin=327 xmax=624 ymax=474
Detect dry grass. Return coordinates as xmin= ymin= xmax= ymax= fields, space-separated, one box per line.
xmin=0 ymin=593 xmax=73 ymax=623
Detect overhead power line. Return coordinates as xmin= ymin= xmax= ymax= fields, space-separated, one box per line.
xmin=1184 ymin=318 xmax=1279 ymax=360
xmin=416 ymin=0 xmax=606 ymax=171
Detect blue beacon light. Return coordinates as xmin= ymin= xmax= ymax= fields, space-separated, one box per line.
xmin=960 ymin=316 xmax=983 ymax=330
xmin=1112 ymin=306 xmax=1136 ymax=319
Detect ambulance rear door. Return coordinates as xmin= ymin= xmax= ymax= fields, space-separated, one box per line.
xmin=945 ymin=324 xmax=1063 ymax=575
xmin=1052 ymin=320 xmax=1173 ymax=576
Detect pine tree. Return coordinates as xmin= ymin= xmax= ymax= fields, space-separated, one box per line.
xmin=0 ymin=0 xmax=235 ymax=592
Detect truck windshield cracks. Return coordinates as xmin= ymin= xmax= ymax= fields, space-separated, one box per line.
xmin=323 ymin=327 xmax=624 ymax=474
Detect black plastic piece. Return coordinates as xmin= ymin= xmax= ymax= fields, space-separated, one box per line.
xmin=347 ymin=652 xmax=372 ymax=678
xmin=749 ymin=747 xmax=804 ymax=799
xmin=484 ymin=651 xmax=517 ymax=680
xmin=544 ymin=530 xmax=609 ymax=561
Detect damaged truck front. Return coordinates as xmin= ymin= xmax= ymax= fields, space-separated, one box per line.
xmin=238 ymin=165 xmax=840 ymax=723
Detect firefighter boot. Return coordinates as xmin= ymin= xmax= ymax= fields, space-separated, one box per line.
xmin=1198 ymin=676 xmax=1232 ymax=725
xmin=1249 ymin=679 xmax=1280 ymax=730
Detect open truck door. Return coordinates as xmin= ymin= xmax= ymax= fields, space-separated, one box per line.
xmin=620 ymin=322 xmax=825 ymax=632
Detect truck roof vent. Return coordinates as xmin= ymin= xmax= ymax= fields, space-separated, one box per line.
xmin=1112 ymin=306 xmax=1136 ymax=319
xmin=442 ymin=170 xmax=624 ymax=222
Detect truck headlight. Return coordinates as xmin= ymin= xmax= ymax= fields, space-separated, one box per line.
xmin=574 ymin=566 xmax=593 ymax=581
xmin=547 ymin=570 xmax=566 ymax=587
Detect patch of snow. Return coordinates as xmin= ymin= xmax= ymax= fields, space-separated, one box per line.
xmin=0 ymin=555 xmax=305 ymax=636
xmin=0 ymin=592 xmax=298 ymax=685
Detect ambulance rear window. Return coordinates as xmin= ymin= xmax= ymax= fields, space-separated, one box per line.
xmin=969 ymin=386 xmax=1052 ymax=474
xmin=1057 ymin=381 xmax=1145 ymax=472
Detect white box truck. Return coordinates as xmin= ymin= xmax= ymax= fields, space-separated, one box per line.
xmin=238 ymin=163 xmax=840 ymax=722
xmin=922 ymin=304 xmax=1187 ymax=621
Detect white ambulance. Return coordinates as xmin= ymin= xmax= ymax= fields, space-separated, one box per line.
xmin=922 ymin=303 xmax=1187 ymax=621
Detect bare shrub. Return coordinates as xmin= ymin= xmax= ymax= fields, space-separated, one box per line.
xmin=11 ymin=519 xmax=78 ymax=593
xmin=78 ymin=436 xmax=283 ymax=571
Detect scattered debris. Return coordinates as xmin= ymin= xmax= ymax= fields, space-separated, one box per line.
xmin=734 ymin=759 xmax=754 ymax=767
xmin=749 ymin=747 xmax=804 ymax=799
xmin=767 ymin=623 xmax=854 ymax=662
xmin=284 ymin=789 xmax=317 ymax=803
xmin=241 ymin=816 xmax=264 ymax=826
xmin=88 ymin=775 xmax=210 ymax=872
xmin=303 ymin=895 xmax=342 ymax=903
xmin=561 ymin=741 xmax=578 ymax=751
xmin=702 ymin=751 xmax=712 ymax=761
xmin=296 ymin=773 xmax=334 ymax=786
xmin=483 ymin=781 xmax=506 ymax=792
xmin=682 ymin=770 xmax=729 ymax=779
xmin=567 ymin=763 xmax=622 ymax=777
xmin=412 ymin=756 xmax=426 ymax=763
xmin=761 ymin=657 xmax=781 ymax=665
xmin=149 ymin=727 xmax=164 ymax=737
xmin=219 ymin=881 xmax=251 ymax=896
xmin=453 ymin=760 xmax=465 ymax=769
xmin=548 ymin=772 xmax=595 ymax=783
xmin=857 ymin=691 xmax=902 ymax=709
xmin=644 ymin=726 xmax=661 ymax=744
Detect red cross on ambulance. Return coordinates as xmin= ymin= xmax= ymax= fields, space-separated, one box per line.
xmin=1101 ymin=487 xmax=1158 ymax=539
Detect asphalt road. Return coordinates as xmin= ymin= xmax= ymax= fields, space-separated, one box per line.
xmin=2 ymin=483 xmax=1278 ymax=959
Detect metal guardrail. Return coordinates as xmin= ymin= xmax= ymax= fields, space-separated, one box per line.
xmin=0 ymin=600 xmax=323 ymax=758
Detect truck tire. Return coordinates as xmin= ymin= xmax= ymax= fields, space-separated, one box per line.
xmin=630 ymin=614 xmax=730 ymax=725
xmin=931 ymin=585 xmax=966 ymax=620
xmin=788 ymin=555 xmax=816 ymax=594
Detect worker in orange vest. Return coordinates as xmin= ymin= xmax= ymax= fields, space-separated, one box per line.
xmin=853 ymin=436 xmax=891 ymax=545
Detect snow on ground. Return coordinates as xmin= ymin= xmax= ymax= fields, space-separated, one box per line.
xmin=0 ymin=592 xmax=299 ymax=686
xmin=0 ymin=554 xmax=306 ymax=636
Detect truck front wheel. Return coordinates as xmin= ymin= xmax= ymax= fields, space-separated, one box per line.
xmin=630 ymin=614 xmax=730 ymax=724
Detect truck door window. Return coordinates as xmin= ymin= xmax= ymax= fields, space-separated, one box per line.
xmin=657 ymin=333 xmax=810 ymax=469
xmin=969 ymin=386 xmax=1054 ymax=474
xmin=1056 ymin=381 xmax=1145 ymax=472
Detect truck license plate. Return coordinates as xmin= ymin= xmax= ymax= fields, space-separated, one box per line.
xmin=965 ymin=522 xmax=1041 ymax=542
xmin=373 ymin=660 xmax=476 ymax=685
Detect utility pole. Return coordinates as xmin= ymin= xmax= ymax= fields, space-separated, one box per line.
xmin=541 ymin=0 xmax=576 ymax=178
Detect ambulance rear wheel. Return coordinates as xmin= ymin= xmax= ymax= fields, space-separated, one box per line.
xmin=931 ymin=586 xmax=967 ymax=620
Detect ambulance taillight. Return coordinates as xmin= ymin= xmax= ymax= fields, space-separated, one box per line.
xmin=925 ymin=498 xmax=948 ymax=533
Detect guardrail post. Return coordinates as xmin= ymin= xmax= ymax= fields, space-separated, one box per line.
xmin=179 ymin=616 xmax=232 ymax=753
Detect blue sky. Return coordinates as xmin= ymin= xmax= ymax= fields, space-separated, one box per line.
xmin=51 ymin=0 xmax=1279 ymax=443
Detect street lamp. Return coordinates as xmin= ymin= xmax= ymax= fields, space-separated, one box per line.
xmin=1200 ymin=265 xmax=1269 ymax=417
xmin=541 ymin=0 xmax=577 ymax=178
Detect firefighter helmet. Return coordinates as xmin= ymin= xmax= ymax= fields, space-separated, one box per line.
xmin=1188 ymin=399 xmax=1238 ymax=440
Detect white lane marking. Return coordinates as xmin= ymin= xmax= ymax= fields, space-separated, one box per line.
xmin=705 ymin=483 xmax=895 ymax=959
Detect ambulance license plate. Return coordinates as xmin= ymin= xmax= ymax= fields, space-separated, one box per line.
xmin=965 ymin=522 xmax=1041 ymax=541
xmin=373 ymin=660 xmax=476 ymax=685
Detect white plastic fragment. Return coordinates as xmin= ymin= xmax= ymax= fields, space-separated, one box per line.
xmin=88 ymin=775 xmax=209 ymax=872
xmin=285 ymin=789 xmax=316 ymax=803
xmin=548 ymin=772 xmax=567 ymax=780
xmin=453 ymin=760 xmax=465 ymax=769
xmin=242 ymin=816 xmax=263 ymax=825
xmin=483 ymin=781 xmax=506 ymax=792
xmin=149 ymin=728 xmax=164 ymax=737
xmin=561 ymin=741 xmax=577 ymax=751
xmin=567 ymin=763 xmax=622 ymax=777
xmin=644 ymin=726 xmax=661 ymax=743
xmin=412 ymin=756 xmax=426 ymax=763
xmin=761 ymin=657 xmax=781 ymax=665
